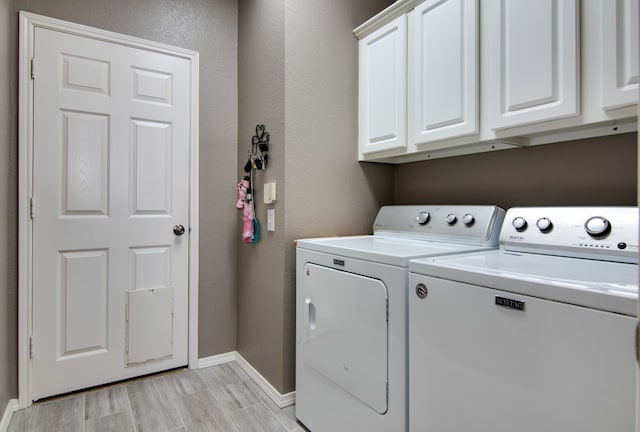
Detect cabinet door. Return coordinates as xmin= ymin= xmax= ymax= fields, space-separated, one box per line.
xmin=485 ymin=0 xmax=579 ymax=130
xmin=359 ymin=15 xmax=407 ymax=155
xmin=601 ymin=0 xmax=639 ymax=110
xmin=410 ymin=0 xmax=478 ymax=144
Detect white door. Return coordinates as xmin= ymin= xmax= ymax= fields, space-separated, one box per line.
xmin=31 ymin=27 xmax=191 ymax=400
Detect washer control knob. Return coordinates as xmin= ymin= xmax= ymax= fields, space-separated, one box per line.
xmin=512 ymin=216 xmax=527 ymax=231
xmin=446 ymin=213 xmax=457 ymax=225
xmin=416 ymin=211 xmax=430 ymax=225
xmin=536 ymin=217 xmax=553 ymax=233
xmin=585 ymin=216 xmax=611 ymax=237
xmin=462 ymin=213 xmax=475 ymax=226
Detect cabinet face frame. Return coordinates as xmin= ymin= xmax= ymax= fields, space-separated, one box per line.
xmin=358 ymin=15 xmax=407 ymax=156
xmin=484 ymin=0 xmax=580 ymax=130
xmin=409 ymin=0 xmax=479 ymax=145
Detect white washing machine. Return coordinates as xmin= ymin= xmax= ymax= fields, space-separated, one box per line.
xmin=409 ymin=207 xmax=639 ymax=432
xmin=295 ymin=205 xmax=506 ymax=432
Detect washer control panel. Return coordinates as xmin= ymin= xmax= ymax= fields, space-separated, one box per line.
xmin=500 ymin=207 xmax=639 ymax=263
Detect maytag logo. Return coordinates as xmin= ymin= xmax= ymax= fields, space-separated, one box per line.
xmin=333 ymin=258 xmax=345 ymax=267
xmin=509 ymin=235 xmax=525 ymax=241
xmin=495 ymin=296 xmax=525 ymax=311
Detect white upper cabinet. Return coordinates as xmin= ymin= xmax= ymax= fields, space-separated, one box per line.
xmin=484 ymin=0 xmax=579 ymax=130
xmin=601 ymin=0 xmax=639 ymax=111
xmin=355 ymin=0 xmax=637 ymax=163
xmin=410 ymin=0 xmax=478 ymax=145
xmin=359 ymin=15 xmax=407 ymax=155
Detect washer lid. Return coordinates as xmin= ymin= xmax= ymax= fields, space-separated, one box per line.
xmin=296 ymin=235 xmax=489 ymax=267
xmin=410 ymin=250 xmax=638 ymax=316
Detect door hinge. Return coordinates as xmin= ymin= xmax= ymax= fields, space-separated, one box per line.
xmin=30 ymin=58 xmax=36 ymax=80
xmin=29 ymin=336 xmax=33 ymax=358
xmin=171 ymin=297 xmax=175 ymax=346
xmin=125 ymin=297 xmax=129 ymax=354
xmin=29 ymin=197 xmax=34 ymax=219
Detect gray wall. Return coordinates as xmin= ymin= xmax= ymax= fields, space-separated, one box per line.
xmin=237 ymin=0 xmax=395 ymax=393
xmin=394 ymin=133 xmax=637 ymax=207
xmin=9 ymin=0 xmax=239 ymax=366
xmin=0 ymin=0 xmax=17 ymax=410
xmin=237 ymin=0 xmax=286 ymax=392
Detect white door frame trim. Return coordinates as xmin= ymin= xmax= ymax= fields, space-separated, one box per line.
xmin=18 ymin=11 xmax=200 ymax=408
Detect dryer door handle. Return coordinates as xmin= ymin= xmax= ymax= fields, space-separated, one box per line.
xmin=305 ymin=298 xmax=316 ymax=331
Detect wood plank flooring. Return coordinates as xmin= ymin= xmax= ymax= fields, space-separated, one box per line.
xmin=9 ymin=362 xmax=308 ymax=432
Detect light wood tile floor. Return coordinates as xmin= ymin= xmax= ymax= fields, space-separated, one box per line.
xmin=9 ymin=362 xmax=309 ymax=432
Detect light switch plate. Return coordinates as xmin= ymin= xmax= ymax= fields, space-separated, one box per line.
xmin=267 ymin=209 xmax=275 ymax=231
xmin=264 ymin=182 xmax=276 ymax=204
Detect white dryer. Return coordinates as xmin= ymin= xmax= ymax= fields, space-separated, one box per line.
xmin=295 ymin=205 xmax=505 ymax=432
xmin=409 ymin=207 xmax=638 ymax=432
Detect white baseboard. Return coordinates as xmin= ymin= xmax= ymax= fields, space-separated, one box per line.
xmin=234 ymin=353 xmax=296 ymax=408
xmin=198 ymin=351 xmax=296 ymax=408
xmin=197 ymin=351 xmax=237 ymax=369
xmin=0 ymin=399 xmax=18 ymax=432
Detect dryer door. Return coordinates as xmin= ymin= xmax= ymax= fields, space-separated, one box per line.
xmin=301 ymin=263 xmax=389 ymax=414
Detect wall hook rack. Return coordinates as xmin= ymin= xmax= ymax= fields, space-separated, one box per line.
xmin=245 ymin=124 xmax=269 ymax=172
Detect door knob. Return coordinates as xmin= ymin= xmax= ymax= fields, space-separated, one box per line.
xmin=173 ymin=225 xmax=186 ymax=236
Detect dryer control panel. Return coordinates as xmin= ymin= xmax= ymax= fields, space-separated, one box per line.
xmin=373 ymin=205 xmax=505 ymax=247
xmin=500 ymin=207 xmax=639 ymax=263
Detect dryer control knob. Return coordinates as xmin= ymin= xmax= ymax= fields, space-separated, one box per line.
xmin=462 ymin=213 xmax=475 ymax=226
xmin=536 ymin=217 xmax=553 ymax=233
xmin=416 ymin=211 xmax=430 ymax=225
xmin=446 ymin=213 xmax=457 ymax=225
xmin=512 ymin=216 xmax=527 ymax=231
xmin=585 ymin=216 xmax=611 ymax=237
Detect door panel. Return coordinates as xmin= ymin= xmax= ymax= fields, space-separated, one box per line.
xmin=32 ymin=27 xmax=190 ymax=400
xmin=131 ymin=120 xmax=172 ymax=214
xmin=130 ymin=246 xmax=171 ymax=290
xmin=59 ymin=249 xmax=108 ymax=358
xmin=132 ymin=67 xmax=173 ymax=104
xmin=62 ymin=53 xmax=110 ymax=94
xmin=62 ymin=111 xmax=109 ymax=215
